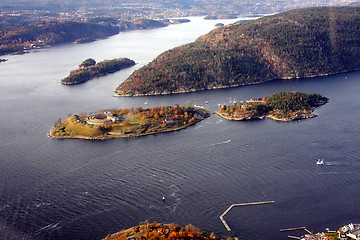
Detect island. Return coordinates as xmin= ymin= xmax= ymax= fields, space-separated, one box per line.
xmin=215 ymin=91 xmax=328 ymax=122
xmin=103 ymin=222 xmax=221 ymax=240
xmin=61 ymin=58 xmax=136 ymax=85
xmin=49 ymin=105 xmax=210 ymax=140
xmin=114 ymin=7 xmax=360 ymax=97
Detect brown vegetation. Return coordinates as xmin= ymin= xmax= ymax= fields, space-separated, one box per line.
xmin=103 ymin=222 xmax=222 ymax=240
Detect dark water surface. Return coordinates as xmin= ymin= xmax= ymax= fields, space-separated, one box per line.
xmin=0 ymin=17 xmax=360 ymax=240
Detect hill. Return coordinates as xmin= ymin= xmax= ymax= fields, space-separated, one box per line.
xmin=114 ymin=7 xmax=360 ymax=96
xmin=0 ymin=21 xmax=119 ymax=55
xmin=118 ymin=19 xmax=168 ymax=31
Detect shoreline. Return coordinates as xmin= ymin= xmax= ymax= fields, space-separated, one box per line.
xmin=48 ymin=120 xmax=202 ymax=140
xmin=215 ymin=110 xmax=318 ymax=122
xmin=113 ymin=70 xmax=356 ymax=97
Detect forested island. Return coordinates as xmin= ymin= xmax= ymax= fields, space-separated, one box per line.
xmin=114 ymin=7 xmax=360 ymax=97
xmin=61 ymin=58 xmax=135 ymax=85
xmin=216 ymin=92 xmax=328 ymax=121
xmin=49 ymin=105 xmax=210 ymax=139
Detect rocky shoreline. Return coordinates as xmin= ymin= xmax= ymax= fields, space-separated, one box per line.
xmin=113 ymin=70 xmax=352 ymax=97
xmin=215 ymin=111 xmax=317 ymax=122
xmin=48 ymin=120 xmax=201 ymax=140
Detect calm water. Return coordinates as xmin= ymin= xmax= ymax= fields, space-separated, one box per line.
xmin=0 ymin=16 xmax=360 ymax=240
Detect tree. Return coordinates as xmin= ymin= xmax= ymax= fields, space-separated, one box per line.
xmin=79 ymin=58 xmax=96 ymax=68
xmin=54 ymin=118 xmax=62 ymax=127
xmin=123 ymin=120 xmax=130 ymax=127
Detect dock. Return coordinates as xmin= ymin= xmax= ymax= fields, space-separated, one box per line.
xmin=288 ymin=236 xmax=302 ymax=239
xmin=280 ymin=226 xmax=315 ymax=239
xmin=219 ymin=201 xmax=275 ymax=232
xmin=280 ymin=227 xmax=306 ymax=232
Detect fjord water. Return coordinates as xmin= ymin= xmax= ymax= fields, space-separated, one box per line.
xmin=1 ymin=16 xmax=360 ymax=240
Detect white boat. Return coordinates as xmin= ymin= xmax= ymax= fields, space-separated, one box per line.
xmin=316 ymin=159 xmax=324 ymax=165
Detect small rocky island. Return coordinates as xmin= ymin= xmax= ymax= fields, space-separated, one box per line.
xmin=216 ymin=91 xmax=328 ymax=122
xmin=49 ymin=105 xmax=210 ymax=139
xmin=61 ymin=58 xmax=135 ymax=85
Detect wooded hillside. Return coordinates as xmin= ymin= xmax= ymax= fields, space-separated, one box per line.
xmin=115 ymin=7 xmax=360 ymax=96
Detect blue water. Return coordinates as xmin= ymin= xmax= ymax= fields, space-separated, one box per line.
xmin=0 ymin=16 xmax=360 ymax=240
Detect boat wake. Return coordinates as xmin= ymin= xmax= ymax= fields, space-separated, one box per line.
xmin=324 ymin=161 xmax=360 ymax=166
xmin=35 ymin=222 xmax=61 ymax=235
xmin=210 ymin=140 xmax=231 ymax=146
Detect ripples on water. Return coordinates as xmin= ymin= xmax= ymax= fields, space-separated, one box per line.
xmin=0 ymin=17 xmax=360 ymax=240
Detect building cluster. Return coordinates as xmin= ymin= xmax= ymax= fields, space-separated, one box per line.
xmin=338 ymin=223 xmax=360 ymax=240
xmin=0 ymin=0 xmax=358 ymax=27
xmin=296 ymin=223 xmax=360 ymax=240
xmin=86 ymin=112 xmax=120 ymax=125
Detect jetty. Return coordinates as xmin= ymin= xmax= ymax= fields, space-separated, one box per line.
xmin=280 ymin=227 xmax=306 ymax=232
xmin=219 ymin=201 xmax=275 ymax=232
xmin=280 ymin=226 xmax=318 ymax=239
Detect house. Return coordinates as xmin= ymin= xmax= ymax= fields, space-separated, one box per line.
xmin=246 ymin=98 xmax=264 ymax=104
xmin=338 ymin=224 xmax=360 ymax=240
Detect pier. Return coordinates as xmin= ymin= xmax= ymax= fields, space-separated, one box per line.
xmin=280 ymin=226 xmax=316 ymax=239
xmin=219 ymin=201 xmax=275 ymax=232
xmin=280 ymin=227 xmax=306 ymax=232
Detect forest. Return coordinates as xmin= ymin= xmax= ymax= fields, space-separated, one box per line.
xmin=115 ymin=7 xmax=360 ymax=96
xmin=0 ymin=21 xmax=120 ymax=55
xmin=0 ymin=17 xmax=176 ymax=56
xmin=103 ymin=221 xmax=221 ymax=240
xmin=61 ymin=58 xmax=136 ymax=85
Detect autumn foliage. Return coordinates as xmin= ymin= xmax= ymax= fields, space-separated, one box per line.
xmin=104 ymin=222 xmax=222 ymax=240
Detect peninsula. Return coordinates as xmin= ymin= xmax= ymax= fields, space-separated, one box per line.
xmin=103 ymin=222 xmax=221 ymax=240
xmin=0 ymin=18 xmax=189 ymax=56
xmin=215 ymin=91 xmax=328 ymax=122
xmin=61 ymin=58 xmax=135 ymax=85
xmin=114 ymin=7 xmax=360 ymax=97
xmin=49 ymin=105 xmax=210 ymax=140
xmin=0 ymin=21 xmax=120 ymax=56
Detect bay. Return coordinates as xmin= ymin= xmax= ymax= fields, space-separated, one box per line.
xmin=0 ymin=16 xmax=360 ymax=240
